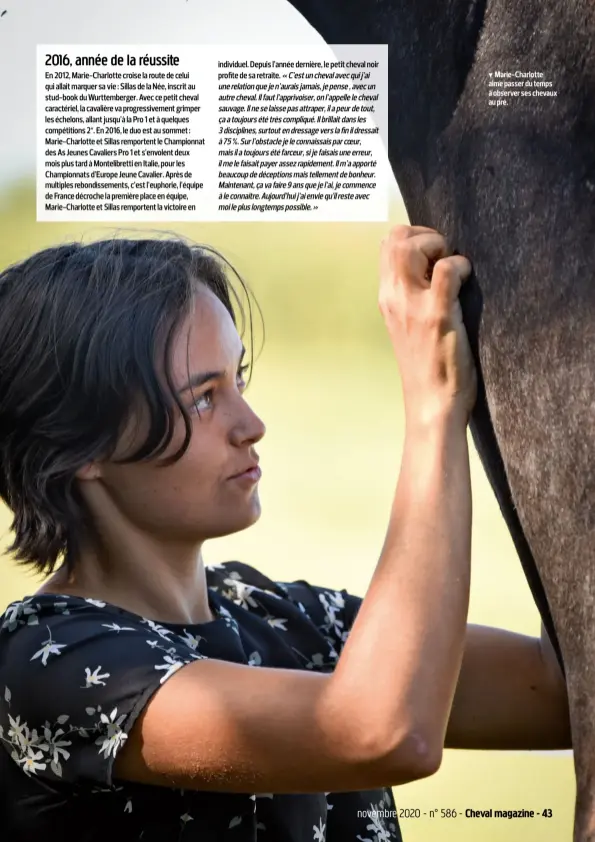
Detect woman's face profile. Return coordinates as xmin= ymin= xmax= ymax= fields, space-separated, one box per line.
xmin=77 ymin=283 xmax=266 ymax=546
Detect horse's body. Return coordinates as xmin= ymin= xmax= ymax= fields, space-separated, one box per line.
xmin=285 ymin=0 xmax=595 ymax=837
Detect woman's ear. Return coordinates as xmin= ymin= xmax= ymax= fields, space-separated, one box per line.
xmin=75 ymin=463 xmax=102 ymax=481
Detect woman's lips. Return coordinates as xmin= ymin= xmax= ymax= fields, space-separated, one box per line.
xmin=229 ymin=466 xmax=262 ymax=484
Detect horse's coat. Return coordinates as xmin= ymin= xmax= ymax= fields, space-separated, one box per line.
xmin=285 ymin=0 xmax=595 ymax=836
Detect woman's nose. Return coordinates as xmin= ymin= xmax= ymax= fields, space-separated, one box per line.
xmin=230 ymin=399 xmax=266 ymax=447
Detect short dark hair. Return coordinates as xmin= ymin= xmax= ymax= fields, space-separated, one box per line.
xmin=0 ymin=234 xmax=261 ymax=579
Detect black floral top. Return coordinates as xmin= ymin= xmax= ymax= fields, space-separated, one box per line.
xmin=0 ymin=560 xmax=402 ymax=841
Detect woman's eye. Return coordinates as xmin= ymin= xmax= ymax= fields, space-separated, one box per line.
xmin=192 ymin=390 xmax=213 ymax=413
xmin=237 ymin=364 xmax=249 ymax=388
xmin=190 ymin=366 xmax=248 ymax=413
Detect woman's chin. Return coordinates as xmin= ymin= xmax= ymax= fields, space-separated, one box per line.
xmin=208 ymin=497 xmax=263 ymax=539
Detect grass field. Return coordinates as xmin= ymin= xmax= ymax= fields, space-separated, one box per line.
xmin=0 ymin=182 xmax=576 ymax=841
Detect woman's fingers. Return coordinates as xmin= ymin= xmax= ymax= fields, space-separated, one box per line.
xmin=378 ymin=223 xmax=477 ymax=424
xmin=381 ymin=228 xmax=451 ymax=296
xmin=429 ymin=255 xmax=473 ymax=311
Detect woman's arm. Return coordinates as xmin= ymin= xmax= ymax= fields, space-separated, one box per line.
xmin=444 ymin=622 xmax=571 ymax=750
xmin=114 ymin=225 xmax=478 ymax=793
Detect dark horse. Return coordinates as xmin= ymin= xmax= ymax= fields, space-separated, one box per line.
xmin=285 ymin=0 xmax=594 ymax=837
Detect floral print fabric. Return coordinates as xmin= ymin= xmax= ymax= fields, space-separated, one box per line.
xmin=0 ymin=560 xmax=402 ymax=841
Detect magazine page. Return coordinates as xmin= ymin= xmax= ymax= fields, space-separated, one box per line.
xmin=0 ymin=0 xmax=578 ymax=840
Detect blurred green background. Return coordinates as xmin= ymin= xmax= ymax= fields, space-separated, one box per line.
xmin=0 ymin=180 xmax=575 ymax=840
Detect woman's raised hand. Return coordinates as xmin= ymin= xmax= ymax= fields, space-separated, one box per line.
xmin=379 ymin=225 xmax=477 ymax=427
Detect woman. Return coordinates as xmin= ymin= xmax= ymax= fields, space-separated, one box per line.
xmin=0 ymin=225 xmax=569 ymax=841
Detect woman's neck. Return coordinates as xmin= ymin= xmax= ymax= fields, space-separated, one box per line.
xmin=36 ymin=545 xmax=216 ymax=626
